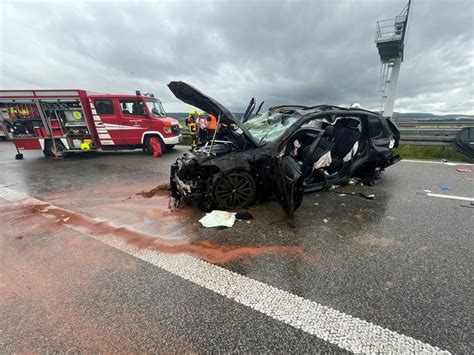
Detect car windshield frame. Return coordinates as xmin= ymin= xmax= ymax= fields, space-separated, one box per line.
xmin=145 ymin=98 xmax=166 ymax=118
xmin=243 ymin=110 xmax=302 ymax=145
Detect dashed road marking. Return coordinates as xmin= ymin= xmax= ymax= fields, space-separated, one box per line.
xmin=401 ymin=159 xmax=473 ymax=166
xmin=0 ymin=186 xmax=450 ymax=354
xmin=426 ymin=192 xmax=474 ymax=202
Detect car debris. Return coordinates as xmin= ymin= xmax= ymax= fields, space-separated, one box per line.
xmin=168 ymin=81 xmax=400 ymax=218
xmin=456 ymin=167 xmax=472 ymax=173
xmin=235 ymin=211 xmax=253 ymax=220
xmin=199 ymin=210 xmax=236 ymax=228
xmin=441 ymin=185 xmax=451 ymax=191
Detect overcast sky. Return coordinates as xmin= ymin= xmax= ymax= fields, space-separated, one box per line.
xmin=1 ymin=0 xmax=472 ymax=114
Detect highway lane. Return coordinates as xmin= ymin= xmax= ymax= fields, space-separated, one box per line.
xmin=0 ymin=141 xmax=472 ymax=353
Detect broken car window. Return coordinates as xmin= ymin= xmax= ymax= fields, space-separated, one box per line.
xmin=244 ymin=110 xmax=300 ymax=144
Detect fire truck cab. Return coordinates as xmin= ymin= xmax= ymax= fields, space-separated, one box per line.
xmin=0 ymin=89 xmax=181 ymax=157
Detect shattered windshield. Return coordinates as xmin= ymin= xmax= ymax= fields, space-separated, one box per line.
xmin=243 ymin=110 xmax=301 ymax=144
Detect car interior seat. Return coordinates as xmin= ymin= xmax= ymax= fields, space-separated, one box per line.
xmin=332 ymin=119 xmax=361 ymax=159
xmin=301 ymin=125 xmax=336 ymax=166
xmin=329 ymin=118 xmax=361 ymax=171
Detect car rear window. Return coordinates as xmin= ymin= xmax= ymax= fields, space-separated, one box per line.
xmin=368 ymin=116 xmax=384 ymax=137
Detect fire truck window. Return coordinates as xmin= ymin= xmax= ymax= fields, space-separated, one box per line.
xmin=95 ymin=99 xmax=114 ymax=115
xmin=119 ymin=100 xmax=145 ymax=116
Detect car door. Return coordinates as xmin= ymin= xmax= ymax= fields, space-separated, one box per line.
xmin=273 ymin=153 xmax=306 ymax=219
xmin=118 ymin=98 xmax=149 ymax=145
xmin=367 ymin=115 xmax=391 ymax=158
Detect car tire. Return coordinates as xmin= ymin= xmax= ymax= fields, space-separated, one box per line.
xmin=143 ymin=136 xmax=166 ymax=155
xmin=44 ymin=139 xmax=66 ymax=157
xmin=212 ymin=171 xmax=257 ymax=209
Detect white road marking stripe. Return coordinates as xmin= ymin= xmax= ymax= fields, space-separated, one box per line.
xmin=0 ymin=186 xmax=449 ymax=354
xmin=426 ymin=193 xmax=474 ymax=202
xmin=401 ymin=159 xmax=473 ymax=166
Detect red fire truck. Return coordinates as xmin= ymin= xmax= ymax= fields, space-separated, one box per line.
xmin=0 ymin=89 xmax=182 ymax=158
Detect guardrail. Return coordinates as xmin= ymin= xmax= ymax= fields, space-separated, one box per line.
xmin=396 ymin=120 xmax=474 ymax=146
xmin=180 ymin=121 xmax=474 ymax=147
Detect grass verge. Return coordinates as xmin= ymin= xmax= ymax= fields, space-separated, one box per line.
xmin=395 ymin=145 xmax=469 ymax=162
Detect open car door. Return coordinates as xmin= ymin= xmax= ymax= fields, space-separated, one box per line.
xmin=273 ymin=154 xmax=306 ymax=219
xmin=453 ymin=127 xmax=474 ymax=163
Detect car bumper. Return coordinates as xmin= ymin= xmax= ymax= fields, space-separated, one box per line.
xmin=163 ymin=134 xmax=182 ymax=145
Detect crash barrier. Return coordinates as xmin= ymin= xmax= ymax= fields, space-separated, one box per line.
xmin=179 ymin=120 xmax=474 ymax=147
xmin=397 ymin=120 xmax=474 ymax=147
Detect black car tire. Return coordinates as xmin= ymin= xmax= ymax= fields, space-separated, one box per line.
xmin=212 ymin=171 xmax=257 ymax=209
xmin=143 ymin=136 xmax=166 ymax=155
xmin=44 ymin=139 xmax=66 ymax=157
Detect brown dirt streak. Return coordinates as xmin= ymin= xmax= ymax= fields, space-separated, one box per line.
xmin=26 ymin=203 xmax=307 ymax=264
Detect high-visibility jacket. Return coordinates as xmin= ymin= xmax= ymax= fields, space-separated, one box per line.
xmin=207 ymin=114 xmax=217 ymax=130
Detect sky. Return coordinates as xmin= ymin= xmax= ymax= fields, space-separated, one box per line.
xmin=0 ymin=0 xmax=473 ymax=114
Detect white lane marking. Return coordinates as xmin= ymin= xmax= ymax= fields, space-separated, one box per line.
xmin=426 ymin=193 xmax=474 ymax=202
xmin=0 ymin=186 xmax=449 ymax=354
xmin=401 ymin=159 xmax=473 ymax=166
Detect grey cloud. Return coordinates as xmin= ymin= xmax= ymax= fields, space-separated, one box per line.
xmin=1 ymin=0 xmax=472 ymax=114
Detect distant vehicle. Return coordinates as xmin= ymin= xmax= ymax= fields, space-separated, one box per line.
xmin=0 ymin=89 xmax=181 ymax=158
xmin=453 ymin=127 xmax=474 ymax=162
xmin=168 ymin=82 xmax=401 ymax=217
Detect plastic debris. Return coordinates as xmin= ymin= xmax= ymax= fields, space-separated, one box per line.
xmin=441 ymin=185 xmax=451 ymax=191
xmin=456 ymin=167 xmax=472 ymax=173
xmin=441 ymin=159 xmax=448 ymax=162
xmin=348 ymin=179 xmax=357 ymax=185
xmin=314 ymin=202 xmax=319 ymax=205
xmin=423 ymin=190 xmax=431 ymax=193
xmin=339 ymin=193 xmax=346 ymax=197
xmin=235 ymin=211 xmax=253 ymax=220
xmin=199 ymin=210 xmax=236 ymax=228
xmin=323 ymin=219 xmax=329 ymax=223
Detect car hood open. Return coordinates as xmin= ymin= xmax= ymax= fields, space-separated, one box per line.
xmin=168 ymin=81 xmax=259 ymax=147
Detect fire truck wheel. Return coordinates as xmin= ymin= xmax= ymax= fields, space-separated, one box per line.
xmin=165 ymin=144 xmax=175 ymax=151
xmin=143 ymin=136 xmax=165 ymax=155
xmin=44 ymin=139 xmax=66 ymax=157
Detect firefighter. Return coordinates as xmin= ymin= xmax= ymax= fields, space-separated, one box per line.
xmin=197 ymin=111 xmax=208 ymax=144
xmin=207 ymin=113 xmax=218 ymax=140
xmin=185 ymin=109 xmax=198 ymax=150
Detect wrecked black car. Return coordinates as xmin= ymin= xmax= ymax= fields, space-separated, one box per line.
xmin=168 ymin=81 xmax=401 ymax=217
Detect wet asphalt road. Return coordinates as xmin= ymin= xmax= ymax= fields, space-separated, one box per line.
xmin=0 ymin=141 xmax=473 ymax=353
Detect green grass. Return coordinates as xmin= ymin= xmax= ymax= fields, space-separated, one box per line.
xmin=395 ymin=145 xmax=469 ymax=162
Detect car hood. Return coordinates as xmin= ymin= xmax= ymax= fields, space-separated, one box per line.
xmin=168 ymin=81 xmax=259 ymax=146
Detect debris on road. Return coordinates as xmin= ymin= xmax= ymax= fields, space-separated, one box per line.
xmin=323 ymin=218 xmax=329 ymax=223
xmin=199 ymin=210 xmax=236 ymax=228
xmin=456 ymin=167 xmax=472 ymax=173
xmin=235 ymin=211 xmax=253 ymax=220
xmin=441 ymin=185 xmax=451 ymax=191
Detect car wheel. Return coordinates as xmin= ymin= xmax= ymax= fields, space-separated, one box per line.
xmin=44 ymin=139 xmax=66 ymax=157
xmin=213 ymin=171 xmax=256 ymax=209
xmin=143 ymin=136 xmax=165 ymax=155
